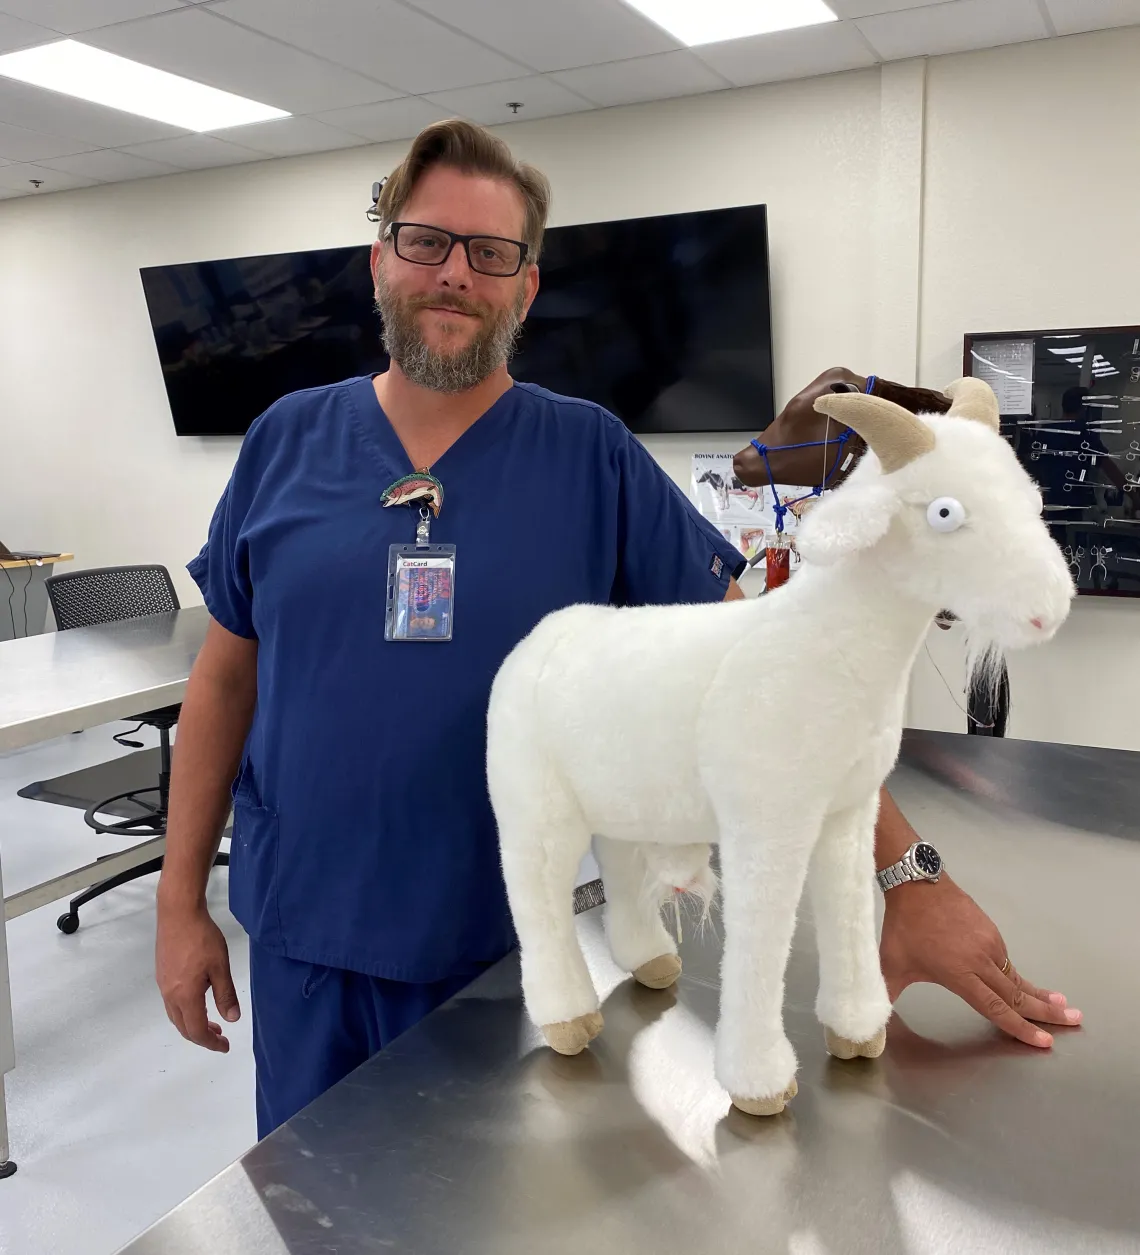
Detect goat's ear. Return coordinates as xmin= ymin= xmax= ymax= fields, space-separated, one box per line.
xmin=796 ymin=484 xmax=900 ymax=566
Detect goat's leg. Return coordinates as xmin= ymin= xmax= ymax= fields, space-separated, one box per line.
xmin=809 ymin=794 xmax=892 ymax=1059
xmin=715 ymin=821 xmax=820 ymax=1116
xmin=498 ymin=804 xmax=600 ymax=1057
xmin=593 ymin=837 xmax=681 ymax=990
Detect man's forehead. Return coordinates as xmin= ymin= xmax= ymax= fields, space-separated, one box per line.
xmin=401 ymin=166 xmax=526 ymax=236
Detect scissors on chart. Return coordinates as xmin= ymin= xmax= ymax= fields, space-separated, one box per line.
xmin=1079 ymin=441 xmax=1127 ymax=461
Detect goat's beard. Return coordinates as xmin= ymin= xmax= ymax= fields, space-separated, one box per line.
xmin=374 ymin=271 xmax=525 ymax=394
xmin=965 ymin=635 xmax=1009 ymax=729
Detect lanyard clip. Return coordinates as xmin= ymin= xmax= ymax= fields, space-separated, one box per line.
xmin=416 ymin=505 xmax=431 ymax=548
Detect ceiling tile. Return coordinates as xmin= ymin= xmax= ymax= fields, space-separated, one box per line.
xmin=423 ymin=76 xmax=593 ymax=126
xmin=215 ymin=115 xmax=370 ymax=157
xmin=84 ymin=6 xmax=401 ymax=114
xmin=35 ymin=147 xmax=181 ymax=180
xmin=0 ymin=10 xmax=58 ymax=52
xmin=695 ymin=20 xmax=879 ymax=87
xmin=857 ymin=0 xmax=1050 ymax=60
xmin=1045 ymin=0 xmax=1140 ymax=36
xmin=212 ymin=0 xmax=530 ymax=94
xmin=117 ymin=132 xmax=267 ymax=169
xmin=0 ymin=118 xmax=98 ymax=161
xmin=0 ymin=0 xmax=183 ymax=33
xmin=0 ymin=160 xmax=100 ymax=192
xmin=552 ymin=49 xmax=729 ymax=107
xmin=825 ymin=0 xmax=949 ymax=16
xmin=312 ymin=96 xmax=454 ymax=143
xmin=0 ymin=77 xmax=185 ymax=147
xmin=403 ymin=0 xmax=680 ymax=72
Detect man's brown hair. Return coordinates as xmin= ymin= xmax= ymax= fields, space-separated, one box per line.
xmin=376 ymin=119 xmax=552 ymax=262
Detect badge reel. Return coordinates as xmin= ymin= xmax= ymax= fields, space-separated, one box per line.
xmin=382 ymin=473 xmax=456 ymax=643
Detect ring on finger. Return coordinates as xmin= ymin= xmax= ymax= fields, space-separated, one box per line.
xmin=1000 ymin=956 xmax=1011 ymax=976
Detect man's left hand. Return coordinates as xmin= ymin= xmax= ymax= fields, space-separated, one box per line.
xmin=878 ymin=875 xmax=1083 ymax=1048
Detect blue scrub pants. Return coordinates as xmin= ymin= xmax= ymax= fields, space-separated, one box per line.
xmin=249 ymin=940 xmax=479 ymax=1140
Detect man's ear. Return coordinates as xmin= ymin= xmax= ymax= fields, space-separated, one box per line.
xmin=519 ymin=263 xmax=540 ymax=323
xmin=796 ymin=483 xmax=900 ymax=566
xmin=370 ymin=238 xmax=384 ymax=285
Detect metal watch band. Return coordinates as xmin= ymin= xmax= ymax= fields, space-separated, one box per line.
xmin=876 ymin=860 xmax=914 ymax=892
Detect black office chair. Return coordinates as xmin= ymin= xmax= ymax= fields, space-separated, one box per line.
xmin=44 ymin=564 xmax=227 ymax=934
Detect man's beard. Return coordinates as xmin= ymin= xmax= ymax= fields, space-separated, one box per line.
xmin=375 ymin=272 xmax=525 ymax=395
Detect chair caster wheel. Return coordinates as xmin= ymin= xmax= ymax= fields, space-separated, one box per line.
xmin=57 ymin=913 xmax=79 ymax=935
xmin=0 ymin=1160 xmax=17 ymax=1179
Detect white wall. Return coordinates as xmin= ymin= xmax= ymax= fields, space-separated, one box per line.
xmin=1 ymin=27 xmax=1138 ymax=749
xmin=912 ymin=28 xmax=1140 ymax=749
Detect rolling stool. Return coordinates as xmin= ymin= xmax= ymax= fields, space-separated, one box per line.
xmin=44 ymin=565 xmax=228 ymax=934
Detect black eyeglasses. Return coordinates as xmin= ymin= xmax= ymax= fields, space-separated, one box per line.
xmin=384 ymin=221 xmax=529 ymax=278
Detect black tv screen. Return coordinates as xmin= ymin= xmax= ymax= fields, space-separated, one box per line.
xmin=139 ymin=204 xmax=774 ymax=437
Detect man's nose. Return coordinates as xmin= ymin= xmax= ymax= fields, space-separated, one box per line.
xmin=437 ymin=240 xmax=473 ymax=288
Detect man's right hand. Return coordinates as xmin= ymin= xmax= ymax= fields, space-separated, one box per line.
xmin=156 ymin=905 xmax=241 ymax=1052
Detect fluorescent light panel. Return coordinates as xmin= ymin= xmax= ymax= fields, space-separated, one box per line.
xmin=0 ymin=40 xmax=288 ymax=132
xmin=622 ymin=0 xmax=838 ymax=46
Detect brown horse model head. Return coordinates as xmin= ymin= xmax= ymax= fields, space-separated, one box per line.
xmin=733 ymin=368 xmax=953 ymax=491
xmin=734 ymin=369 xmax=958 ymax=625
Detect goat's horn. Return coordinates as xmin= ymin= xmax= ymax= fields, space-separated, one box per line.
xmin=812 ymin=393 xmax=935 ymax=474
xmin=943 ymin=377 xmax=1000 ymax=432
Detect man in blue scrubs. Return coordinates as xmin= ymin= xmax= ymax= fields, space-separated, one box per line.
xmin=156 ymin=120 xmax=1079 ymax=1139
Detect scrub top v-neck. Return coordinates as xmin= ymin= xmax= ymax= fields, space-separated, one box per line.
xmin=190 ymin=375 xmax=745 ymax=981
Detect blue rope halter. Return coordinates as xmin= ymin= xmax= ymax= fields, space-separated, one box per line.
xmin=748 ymin=376 xmax=873 ymax=533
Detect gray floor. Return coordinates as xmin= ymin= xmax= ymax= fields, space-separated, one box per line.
xmin=0 ymin=725 xmax=254 ymax=1255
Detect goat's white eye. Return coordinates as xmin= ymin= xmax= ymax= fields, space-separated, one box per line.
xmin=927 ymin=497 xmax=966 ymax=532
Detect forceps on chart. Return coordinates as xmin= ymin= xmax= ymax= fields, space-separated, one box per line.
xmin=1090 ymin=545 xmax=1111 ymax=584
xmin=1128 ymin=441 xmax=1140 ymax=460
xmin=1031 ymin=442 xmax=1087 ymax=461
xmin=1125 ymin=472 xmax=1140 ymax=492
xmin=1063 ymin=470 xmax=1099 ymax=491
xmin=1062 ymin=545 xmax=1085 ymax=576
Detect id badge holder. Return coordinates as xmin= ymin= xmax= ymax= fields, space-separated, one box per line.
xmin=385 ymin=505 xmax=456 ymax=642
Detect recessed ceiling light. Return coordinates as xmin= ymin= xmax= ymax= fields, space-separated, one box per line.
xmin=0 ymin=40 xmax=288 ymax=132
xmin=622 ymin=0 xmax=838 ymax=46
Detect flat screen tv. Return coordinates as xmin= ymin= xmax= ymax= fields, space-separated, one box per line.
xmin=139 ymin=204 xmax=774 ymax=438
xmin=964 ymin=324 xmax=1140 ymax=598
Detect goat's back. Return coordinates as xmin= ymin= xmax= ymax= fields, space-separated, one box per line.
xmin=488 ymin=598 xmax=757 ymax=842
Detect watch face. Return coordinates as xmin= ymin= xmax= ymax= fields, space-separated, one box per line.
xmin=913 ymin=843 xmax=942 ymax=877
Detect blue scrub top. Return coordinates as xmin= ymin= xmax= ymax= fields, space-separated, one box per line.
xmin=189 ymin=375 xmax=745 ymax=982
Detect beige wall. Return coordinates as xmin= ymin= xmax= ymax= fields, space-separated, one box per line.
xmin=912 ymin=29 xmax=1140 ymax=748
xmin=1 ymin=26 xmax=1138 ymax=748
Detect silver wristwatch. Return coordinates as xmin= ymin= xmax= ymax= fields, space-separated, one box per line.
xmin=876 ymin=841 xmax=944 ymax=892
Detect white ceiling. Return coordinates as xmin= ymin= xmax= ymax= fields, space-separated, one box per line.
xmin=0 ymin=0 xmax=1138 ymax=200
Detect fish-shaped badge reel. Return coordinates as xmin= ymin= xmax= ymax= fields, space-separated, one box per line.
xmin=381 ymin=469 xmax=455 ymax=643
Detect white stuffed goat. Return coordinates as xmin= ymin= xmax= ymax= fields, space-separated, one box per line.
xmin=486 ymin=379 xmax=1074 ymax=1117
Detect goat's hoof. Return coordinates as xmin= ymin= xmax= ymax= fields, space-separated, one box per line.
xmin=824 ymin=1026 xmax=887 ymax=1060
xmin=731 ymin=1078 xmax=798 ymax=1118
xmin=634 ymin=954 xmax=682 ymax=990
xmin=543 ymin=1011 xmax=604 ymax=1056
